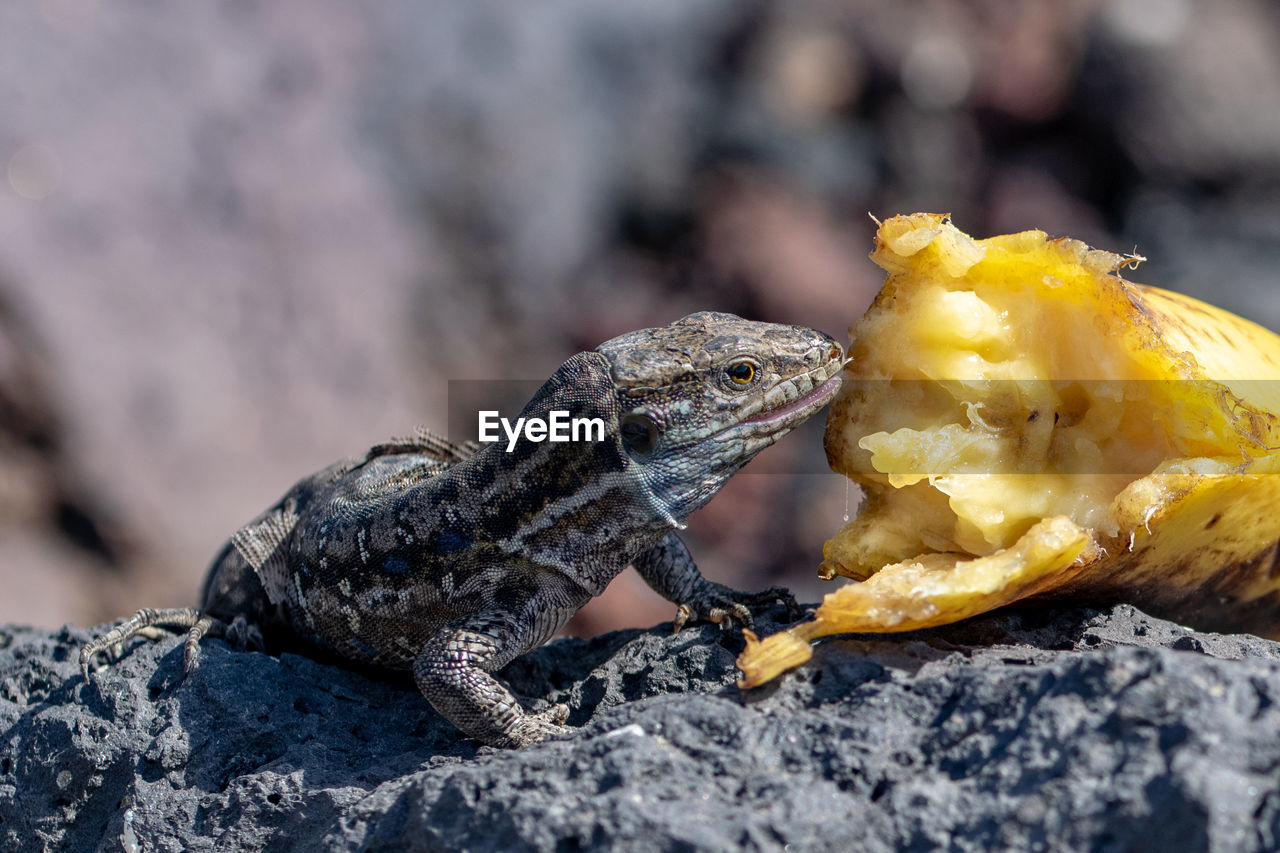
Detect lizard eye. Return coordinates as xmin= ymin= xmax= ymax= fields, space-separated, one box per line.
xmin=727 ymin=361 xmax=756 ymax=386
xmin=620 ymin=413 xmax=659 ymax=456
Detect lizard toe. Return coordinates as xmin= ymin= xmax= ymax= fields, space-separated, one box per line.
xmin=678 ymin=581 xmax=796 ymax=633
xmin=78 ymin=644 xmax=99 ymax=682
xmin=497 ymin=706 xmax=573 ymax=748
xmin=729 ymin=602 xmax=754 ymax=628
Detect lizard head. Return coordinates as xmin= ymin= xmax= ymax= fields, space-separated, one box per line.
xmin=596 ymin=311 xmax=844 ymax=524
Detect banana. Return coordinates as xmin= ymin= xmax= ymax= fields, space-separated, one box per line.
xmin=738 ymin=212 xmax=1280 ymax=687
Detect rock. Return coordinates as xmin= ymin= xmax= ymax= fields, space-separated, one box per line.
xmin=4 ymin=603 xmax=1280 ymax=851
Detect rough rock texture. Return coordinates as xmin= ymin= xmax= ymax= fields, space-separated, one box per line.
xmin=5 ymin=603 xmax=1280 ymax=851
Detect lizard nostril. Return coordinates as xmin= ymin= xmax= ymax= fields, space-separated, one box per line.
xmin=827 ymin=345 xmax=841 ymax=362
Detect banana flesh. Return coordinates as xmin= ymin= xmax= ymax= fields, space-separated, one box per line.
xmin=739 ymin=213 xmax=1280 ymax=687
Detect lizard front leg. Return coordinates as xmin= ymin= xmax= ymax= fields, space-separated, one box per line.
xmin=413 ymin=600 xmax=576 ymax=749
xmin=634 ymin=531 xmax=798 ymax=632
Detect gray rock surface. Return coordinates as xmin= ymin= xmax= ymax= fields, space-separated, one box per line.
xmin=5 ymin=603 xmax=1280 ymax=851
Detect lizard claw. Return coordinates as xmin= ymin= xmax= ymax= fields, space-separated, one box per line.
xmin=79 ymin=643 xmax=102 ymax=683
xmin=671 ymin=600 xmax=752 ymax=632
xmin=672 ymin=583 xmax=797 ymax=633
xmin=706 ymin=602 xmax=754 ymax=627
xmin=494 ymin=704 xmax=573 ymax=749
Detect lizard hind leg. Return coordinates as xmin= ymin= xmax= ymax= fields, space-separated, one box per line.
xmin=79 ymin=607 xmax=226 ymax=681
xmin=412 ymin=617 xmax=571 ymax=749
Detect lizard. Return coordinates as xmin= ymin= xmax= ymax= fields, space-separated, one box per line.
xmin=80 ymin=312 xmax=844 ymax=748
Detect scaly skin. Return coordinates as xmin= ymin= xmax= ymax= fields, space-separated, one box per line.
xmin=82 ymin=312 xmax=842 ymax=748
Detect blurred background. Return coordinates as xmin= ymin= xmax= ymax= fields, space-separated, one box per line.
xmin=2 ymin=0 xmax=1279 ymax=635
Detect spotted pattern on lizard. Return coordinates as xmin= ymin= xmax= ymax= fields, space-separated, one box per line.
xmin=81 ymin=312 xmax=843 ymax=748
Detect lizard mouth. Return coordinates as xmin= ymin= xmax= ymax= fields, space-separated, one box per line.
xmin=740 ymin=372 xmax=843 ymax=429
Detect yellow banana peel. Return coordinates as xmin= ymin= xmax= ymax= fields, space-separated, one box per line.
xmin=738 ymin=212 xmax=1280 ymax=687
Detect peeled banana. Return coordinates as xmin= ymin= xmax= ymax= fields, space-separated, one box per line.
xmin=738 ymin=212 xmax=1280 ymax=687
